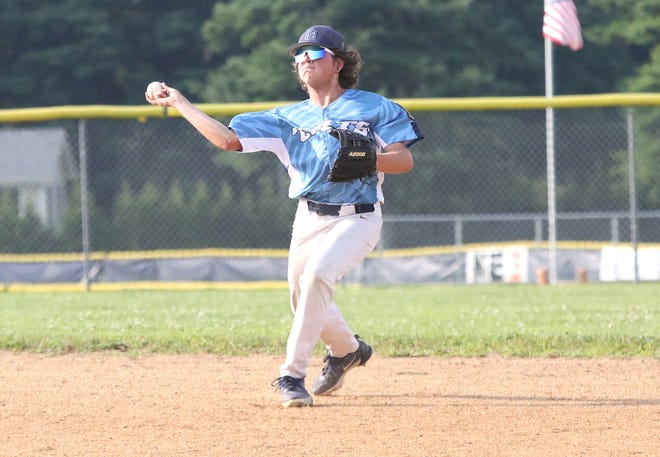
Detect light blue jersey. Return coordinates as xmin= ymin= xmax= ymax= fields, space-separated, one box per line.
xmin=229 ymin=89 xmax=423 ymax=204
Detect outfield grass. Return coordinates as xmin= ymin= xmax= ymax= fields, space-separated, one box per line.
xmin=0 ymin=283 xmax=657 ymax=357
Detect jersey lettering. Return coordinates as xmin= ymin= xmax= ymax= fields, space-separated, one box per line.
xmin=293 ymin=120 xmax=372 ymax=143
xmin=292 ymin=120 xmax=333 ymax=142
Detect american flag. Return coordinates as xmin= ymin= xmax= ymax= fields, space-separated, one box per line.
xmin=543 ymin=0 xmax=583 ymax=51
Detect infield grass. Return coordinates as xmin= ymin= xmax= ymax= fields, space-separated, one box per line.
xmin=0 ymin=283 xmax=657 ymax=357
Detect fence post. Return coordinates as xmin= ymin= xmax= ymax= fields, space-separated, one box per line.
xmin=534 ymin=216 xmax=544 ymax=245
xmin=610 ymin=216 xmax=619 ymax=244
xmin=627 ymin=108 xmax=639 ymax=283
xmin=78 ymin=119 xmax=91 ymax=291
xmin=454 ymin=217 xmax=463 ymax=247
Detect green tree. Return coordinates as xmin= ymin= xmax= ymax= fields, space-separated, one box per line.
xmin=586 ymin=0 xmax=659 ymax=91
xmin=0 ymin=0 xmax=216 ymax=108
xmin=58 ymin=184 xmax=115 ymax=252
xmin=1 ymin=0 xmax=655 ymax=106
xmin=0 ymin=191 xmax=59 ymax=253
xmin=198 ymin=0 xmax=634 ymax=101
xmin=587 ymin=0 xmax=660 ymax=210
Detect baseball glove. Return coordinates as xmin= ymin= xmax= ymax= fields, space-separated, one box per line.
xmin=327 ymin=128 xmax=377 ymax=183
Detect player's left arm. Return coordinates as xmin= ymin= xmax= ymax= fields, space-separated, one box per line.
xmin=377 ymin=142 xmax=414 ymax=174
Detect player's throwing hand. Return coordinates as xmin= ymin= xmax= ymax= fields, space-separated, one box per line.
xmin=144 ymin=81 xmax=178 ymax=107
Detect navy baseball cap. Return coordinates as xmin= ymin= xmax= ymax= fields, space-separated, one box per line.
xmin=287 ymin=25 xmax=346 ymax=55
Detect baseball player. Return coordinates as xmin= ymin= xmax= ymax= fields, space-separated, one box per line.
xmin=145 ymin=24 xmax=423 ymax=408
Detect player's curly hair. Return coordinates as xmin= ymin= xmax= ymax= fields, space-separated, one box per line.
xmin=293 ymin=47 xmax=362 ymax=92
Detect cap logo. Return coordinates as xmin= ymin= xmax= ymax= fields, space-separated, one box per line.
xmin=302 ymin=28 xmax=318 ymax=41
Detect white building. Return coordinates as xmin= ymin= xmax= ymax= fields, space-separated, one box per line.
xmin=0 ymin=127 xmax=75 ymax=230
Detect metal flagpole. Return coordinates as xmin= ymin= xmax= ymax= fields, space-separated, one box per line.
xmin=542 ymin=0 xmax=583 ymax=284
xmin=544 ymin=4 xmax=558 ymax=284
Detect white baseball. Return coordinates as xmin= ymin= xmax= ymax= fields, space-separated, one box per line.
xmin=146 ymin=81 xmax=167 ymax=99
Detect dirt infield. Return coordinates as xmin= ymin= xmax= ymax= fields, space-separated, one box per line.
xmin=1 ymin=353 xmax=658 ymax=457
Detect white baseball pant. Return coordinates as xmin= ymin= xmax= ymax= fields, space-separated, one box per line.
xmin=280 ymin=199 xmax=382 ymax=378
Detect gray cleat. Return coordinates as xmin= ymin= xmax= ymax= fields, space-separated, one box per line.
xmin=312 ymin=335 xmax=372 ymax=396
xmin=272 ymin=376 xmax=313 ymax=408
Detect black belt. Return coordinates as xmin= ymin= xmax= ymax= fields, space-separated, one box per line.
xmin=307 ymin=200 xmax=375 ymax=216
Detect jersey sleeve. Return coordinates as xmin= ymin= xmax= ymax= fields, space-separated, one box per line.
xmin=374 ymin=99 xmax=424 ymax=148
xmin=228 ymin=111 xmax=285 ymax=153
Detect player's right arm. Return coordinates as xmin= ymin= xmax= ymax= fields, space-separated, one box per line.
xmin=145 ymin=83 xmax=242 ymax=152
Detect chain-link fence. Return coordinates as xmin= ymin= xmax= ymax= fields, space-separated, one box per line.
xmin=1 ymin=96 xmax=659 ymax=286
